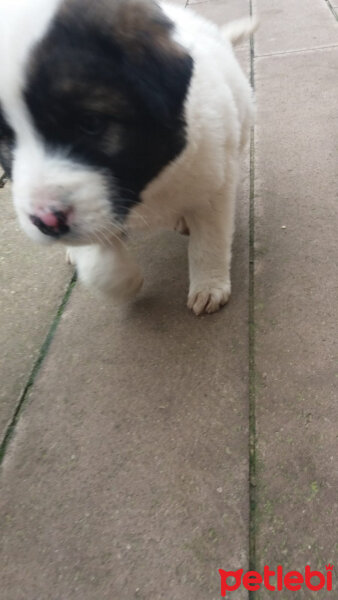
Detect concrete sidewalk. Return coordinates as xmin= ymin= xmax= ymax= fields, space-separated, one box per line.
xmin=0 ymin=1 xmax=337 ymax=599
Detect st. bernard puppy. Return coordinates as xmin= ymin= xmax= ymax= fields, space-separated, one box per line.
xmin=0 ymin=0 xmax=254 ymax=315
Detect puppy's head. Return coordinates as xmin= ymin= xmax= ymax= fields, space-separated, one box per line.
xmin=0 ymin=0 xmax=193 ymax=245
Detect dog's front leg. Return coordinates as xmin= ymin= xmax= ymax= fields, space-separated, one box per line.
xmin=186 ymin=183 xmax=236 ymax=316
xmin=66 ymin=239 xmax=143 ymax=302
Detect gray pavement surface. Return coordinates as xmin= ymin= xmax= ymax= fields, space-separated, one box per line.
xmin=254 ymin=41 xmax=338 ymax=600
xmin=0 ymin=183 xmax=72 ymax=439
xmin=1 ymin=1 xmax=337 ymax=599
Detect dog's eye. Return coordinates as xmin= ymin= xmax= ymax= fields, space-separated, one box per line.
xmin=78 ymin=113 xmax=107 ymax=136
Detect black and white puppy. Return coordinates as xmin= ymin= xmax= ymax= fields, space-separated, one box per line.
xmin=0 ymin=0 xmax=254 ymax=315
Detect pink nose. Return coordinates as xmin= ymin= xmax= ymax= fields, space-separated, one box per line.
xmin=35 ymin=209 xmax=60 ymax=228
xmin=30 ymin=207 xmax=72 ymax=238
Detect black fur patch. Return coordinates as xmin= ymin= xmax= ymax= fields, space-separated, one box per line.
xmin=24 ymin=0 xmax=193 ymax=218
xmin=0 ymin=104 xmax=15 ymax=178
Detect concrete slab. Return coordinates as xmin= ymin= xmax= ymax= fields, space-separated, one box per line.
xmin=188 ymin=0 xmax=250 ymax=25
xmin=0 ymin=179 xmax=250 ymax=600
xmin=0 ymin=183 xmax=72 ymax=440
xmin=188 ymin=0 xmax=250 ymax=54
xmin=254 ymin=47 xmax=338 ymax=593
xmin=253 ymin=0 xmax=338 ymax=56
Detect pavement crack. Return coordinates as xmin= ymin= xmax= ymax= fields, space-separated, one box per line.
xmin=249 ymin=0 xmax=257 ymax=590
xmin=256 ymin=43 xmax=338 ymax=59
xmin=0 ymin=173 xmax=8 ymax=189
xmin=324 ymin=0 xmax=338 ymax=21
xmin=0 ymin=273 xmax=77 ymax=466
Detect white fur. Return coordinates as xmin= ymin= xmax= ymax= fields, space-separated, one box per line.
xmin=0 ymin=0 xmax=63 ymax=137
xmin=129 ymin=3 xmax=254 ymax=314
xmin=12 ymin=146 xmax=113 ymax=246
xmin=221 ymin=16 xmax=258 ymax=46
xmin=0 ymin=0 xmax=115 ymax=246
xmin=67 ymin=242 xmax=144 ymax=301
xmin=0 ymin=1 xmax=254 ymax=315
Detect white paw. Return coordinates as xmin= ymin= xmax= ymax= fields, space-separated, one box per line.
xmin=84 ymin=261 xmax=144 ymax=302
xmin=66 ymin=248 xmax=76 ymax=266
xmin=110 ymin=269 xmax=144 ymax=302
xmin=66 ymin=245 xmax=143 ymax=302
xmin=187 ymin=282 xmax=231 ymax=316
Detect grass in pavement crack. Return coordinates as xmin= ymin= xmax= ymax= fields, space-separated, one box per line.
xmin=0 ymin=274 xmax=77 ymax=465
xmin=249 ymin=0 xmax=257 ymax=589
xmin=0 ymin=173 xmax=8 ymax=189
xmin=324 ymin=0 xmax=338 ymax=21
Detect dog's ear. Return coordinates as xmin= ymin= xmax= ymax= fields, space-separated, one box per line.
xmin=58 ymin=0 xmax=193 ymax=123
xmin=110 ymin=0 xmax=193 ymax=123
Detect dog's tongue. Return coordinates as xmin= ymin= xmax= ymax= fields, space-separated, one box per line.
xmin=35 ymin=209 xmax=59 ymax=228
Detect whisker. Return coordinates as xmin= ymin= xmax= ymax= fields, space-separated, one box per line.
xmin=116 ymin=189 xmax=180 ymax=219
xmin=128 ymin=211 xmax=152 ymax=230
xmin=97 ymin=225 xmax=129 ymax=252
xmin=115 ymin=185 xmax=229 ymax=226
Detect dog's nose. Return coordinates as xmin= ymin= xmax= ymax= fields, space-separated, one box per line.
xmin=30 ymin=208 xmax=72 ymax=238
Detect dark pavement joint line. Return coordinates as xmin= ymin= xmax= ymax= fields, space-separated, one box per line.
xmin=324 ymin=0 xmax=338 ymax=20
xmin=249 ymin=0 xmax=257 ymax=590
xmin=0 ymin=273 xmax=77 ymax=466
xmin=0 ymin=173 xmax=8 ymax=188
